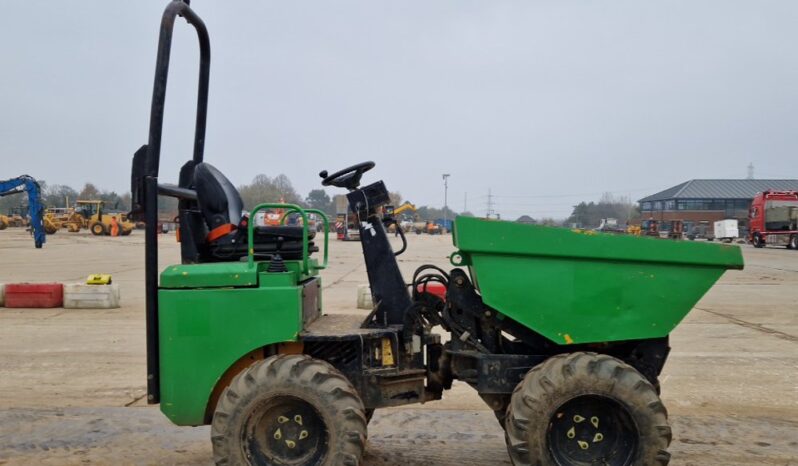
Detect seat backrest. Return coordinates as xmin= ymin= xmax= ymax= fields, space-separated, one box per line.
xmin=194 ymin=162 xmax=243 ymax=231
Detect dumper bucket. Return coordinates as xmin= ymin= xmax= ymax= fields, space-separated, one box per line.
xmin=451 ymin=216 xmax=744 ymax=345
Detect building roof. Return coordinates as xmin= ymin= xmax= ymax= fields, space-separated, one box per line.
xmin=639 ymin=179 xmax=798 ymax=202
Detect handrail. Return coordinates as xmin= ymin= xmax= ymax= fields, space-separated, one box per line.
xmin=248 ymin=203 xmax=309 ymax=273
xmin=280 ymin=208 xmax=330 ymax=269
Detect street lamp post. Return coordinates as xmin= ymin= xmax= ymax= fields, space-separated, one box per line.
xmin=442 ymin=174 xmax=450 ymax=233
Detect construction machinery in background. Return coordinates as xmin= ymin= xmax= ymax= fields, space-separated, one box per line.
xmin=626 ymin=224 xmax=642 ymax=236
xmin=3 ymin=207 xmax=30 ymax=227
xmin=594 ymin=218 xmax=626 ymax=234
xmin=666 ymin=220 xmax=684 ymax=240
xmin=334 ymin=211 xmax=359 ymax=241
xmin=384 ymin=202 xmax=447 ymax=235
xmin=414 ymin=220 xmax=441 ymax=234
xmin=75 ymin=200 xmax=134 ymax=236
xmin=642 ymin=218 xmax=660 ymax=237
xmin=45 ymin=208 xmax=84 ymax=232
xmin=749 ymin=190 xmax=798 ymax=249
xmin=391 ymin=201 xmax=416 ymax=218
xmin=129 ymin=4 xmax=745 ymax=465
xmin=392 ymin=201 xmax=416 ymax=232
xmin=384 ymin=202 xmax=417 ymax=233
xmin=0 ymin=175 xmax=47 ymax=248
xmin=334 ymin=192 xmax=361 ymax=241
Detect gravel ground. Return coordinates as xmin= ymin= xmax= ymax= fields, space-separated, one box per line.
xmin=0 ymin=228 xmax=796 ymax=465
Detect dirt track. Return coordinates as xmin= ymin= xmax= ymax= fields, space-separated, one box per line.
xmin=1 ymin=229 xmax=797 ymax=465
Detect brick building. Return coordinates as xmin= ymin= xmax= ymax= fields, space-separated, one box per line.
xmin=638 ymin=179 xmax=798 ymax=233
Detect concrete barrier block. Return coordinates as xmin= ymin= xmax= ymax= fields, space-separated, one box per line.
xmin=356 ymin=284 xmax=373 ymax=310
xmin=4 ymin=283 xmax=63 ymax=308
xmin=64 ymin=283 xmax=120 ymax=309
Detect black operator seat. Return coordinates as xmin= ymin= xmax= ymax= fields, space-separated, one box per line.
xmin=192 ymin=162 xmax=316 ymax=262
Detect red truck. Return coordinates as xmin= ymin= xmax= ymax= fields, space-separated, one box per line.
xmin=748 ymin=190 xmax=798 ymax=249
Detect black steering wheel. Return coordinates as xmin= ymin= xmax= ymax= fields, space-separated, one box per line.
xmin=319 ymin=161 xmax=375 ymax=190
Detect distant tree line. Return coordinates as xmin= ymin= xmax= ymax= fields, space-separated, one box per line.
xmin=0 ymin=181 xmax=131 ymax=214
xmin=565 ymin=193 xmax=639 ymax=228
xmin=0 ymin=173 xmax=478 ymax=222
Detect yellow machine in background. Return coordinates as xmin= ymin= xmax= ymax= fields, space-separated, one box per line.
xmin=0 ymin=215 xmax=8 ymax=230
xmin=45 ymin=208 xmax=83 ymax=232
xmin=2 ymin=207 xmax=29 ymax=228
xmin=42 ymin=213 xmax=62 ymax=234
xmin=392 ymin=202 xmax=416 ymax=217
xmin=76 ymin=200 xmax=134 ymax=236
xmin=385 ymin=202 xmax=417 ymax=233
xmin=626 ymin=224 xmax=642 ymax=236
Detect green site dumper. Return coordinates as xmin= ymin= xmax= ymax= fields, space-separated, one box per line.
xmin=130 ymin=2 xmax=744 ymax=465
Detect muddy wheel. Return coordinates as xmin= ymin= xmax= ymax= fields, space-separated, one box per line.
xmin=90 ymin=223 xmax=106 ymax=236
xmin=752 ymin=232 xmax=764 ymax=248
xmin=505 ymin=352 xmax=671 ymax=466
xmin=495 ymin=408 xmax=508 ymax=430
xmin=211 ymin=354 xmax=367 ymax=466
xmin=480 ymin=394 xmax=511 ymax=430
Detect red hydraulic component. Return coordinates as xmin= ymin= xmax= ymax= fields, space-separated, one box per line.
xmin=416 ymin=282 xmax=447 ymax=301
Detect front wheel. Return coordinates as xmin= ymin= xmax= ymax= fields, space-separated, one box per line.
xmin=211 ymin=354 xmax=367 ymax=466
xmin=505 ymin=352 xmax=671 ymax=466
xmin=90 ymin=223 xmax=106 ymax=236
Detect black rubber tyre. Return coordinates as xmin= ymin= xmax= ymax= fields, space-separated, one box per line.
xmin=211 ymin=354 xmax=367 ymax=466
xmin=495 ymin=408 xmax=508 ymax=430
xmin=505 ymin=352 xmax=671 ymax=466
xmin=485 ymin=395 xmax=511 ymax=431
xmin=788 ymin=235 xmax=797 ymax=250
xmin=90 ymin=223 xmax=105 ymax=236
xmin=752 ymin=232 xmax=765 ymax=248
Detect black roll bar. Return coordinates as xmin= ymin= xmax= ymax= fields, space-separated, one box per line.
xmin=143 ymin=0 xmax=211 ymax=404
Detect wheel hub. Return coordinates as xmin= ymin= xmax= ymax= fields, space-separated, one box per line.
xmin=547 ymin=395 xmax=637 ymax=466
xmin=244 ymin=396 xmax=327 ymax=465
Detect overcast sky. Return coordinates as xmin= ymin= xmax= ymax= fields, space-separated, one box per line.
xmin=2 ymin=1 xmax=797 ymax=218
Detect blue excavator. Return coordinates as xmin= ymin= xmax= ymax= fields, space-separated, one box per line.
xmin=0 ymin=175 xmax=46 ymax=248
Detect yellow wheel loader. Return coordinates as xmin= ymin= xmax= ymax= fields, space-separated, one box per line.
xmin=76 ymin=200 xmax=134 ymax=236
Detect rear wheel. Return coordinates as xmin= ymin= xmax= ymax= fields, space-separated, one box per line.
xmin=90 ymin=223 xmax=105 ymax=236
xmin=788 ymin=235 xmax=797 ymax=250
xmin=752 ymin=232 xmax=764 ymax=248
xmin=505 ymin=352 xmax=671 ymax=466
xmin=211 ymin=354 xmax=367 ymax=466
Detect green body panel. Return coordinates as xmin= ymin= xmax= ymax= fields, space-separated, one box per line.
xmin=160 ymin=262 xmax=258 ymax=288
xmin=160 ymin=260 xmax=317 ymax=289
xmin=452 ymin=216 xmax=744 ymax=345
xmin=158 ymin=263 xmax=307 ymax=426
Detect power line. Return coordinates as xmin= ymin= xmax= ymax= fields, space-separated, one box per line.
xmin=473 ymin=186 xmax=660 ymax=200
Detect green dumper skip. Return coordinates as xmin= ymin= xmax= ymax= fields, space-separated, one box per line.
xmin=451 ymin=216 xmax=744 ymax=345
